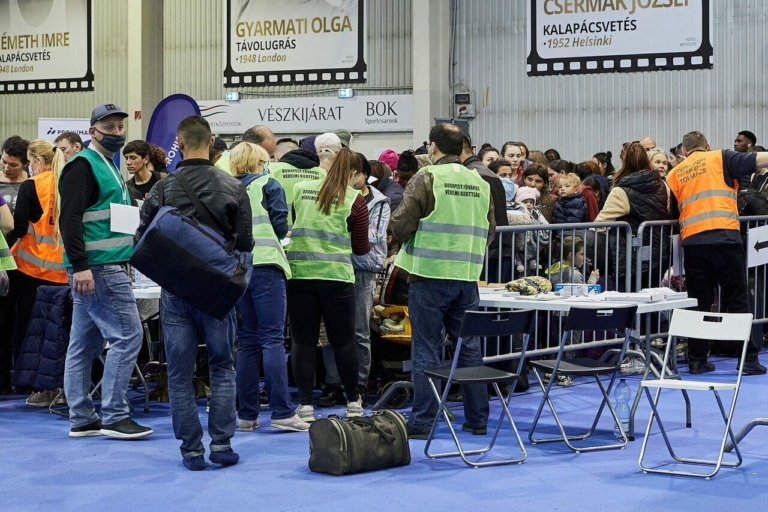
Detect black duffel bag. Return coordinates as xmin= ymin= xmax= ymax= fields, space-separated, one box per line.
xmin=308 ymin=410 xmax=410 ymax=475
xmin=131 ymin=173 xmax=253 ymax=320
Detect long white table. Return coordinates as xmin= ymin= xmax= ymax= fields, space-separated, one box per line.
xmin=478 ymin=294 xmax=697 ymax=315
xmin=478 ymin=293 xmax=698 ymax=440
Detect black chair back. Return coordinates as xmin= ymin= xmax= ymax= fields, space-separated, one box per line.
xmin=459 ymin=310 xmax=536 ymax=339
xmin=563 ymin=305 xmax=637 ymax=332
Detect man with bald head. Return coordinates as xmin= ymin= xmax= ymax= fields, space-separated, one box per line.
xmin=639 ymin=137 xmax=657 ymax=151
xmin=242 ymin=125 xmax=277 ymax=159
xmin=390 ymin=122 xmax=495 ymax=439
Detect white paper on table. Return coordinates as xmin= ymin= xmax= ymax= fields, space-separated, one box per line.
xmin=110 ymin=203 xmax=140 ymax=234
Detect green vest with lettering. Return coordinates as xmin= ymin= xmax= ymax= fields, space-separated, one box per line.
xmin=287 ymin=179 xmax=356 ymax=283
xmin=0 ymin=233 xmax=17 ymax=271
xmin=394 ymin=164 xmax=490 ymax=281
xmin=61 ymin=147 xmax=134 ymax=267
xmin=247 ymin=175 xmax=292 ymax=279
xmin=269 ymin=162 xmax=327 ymax=227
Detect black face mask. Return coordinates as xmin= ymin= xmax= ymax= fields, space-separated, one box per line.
xmin=93 ymin=127 xmax=126 ymax=153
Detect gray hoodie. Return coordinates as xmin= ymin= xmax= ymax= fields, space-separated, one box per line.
xmin=351 ymin=186 xmax=390 ymax=273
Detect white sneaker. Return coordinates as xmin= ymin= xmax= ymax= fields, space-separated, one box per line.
xmin=271 ymin=414 xmax=311 ymax=432
xmin=237 ymin=418 xmax=261 ymax=432
xmin=346 ymin=397 xmax=364 ymax=418
xmin=296 ymin=404 xmax=316 ymax=423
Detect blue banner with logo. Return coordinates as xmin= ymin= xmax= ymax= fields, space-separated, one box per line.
xmin=145 ymin=94 xmax=201 ymax=173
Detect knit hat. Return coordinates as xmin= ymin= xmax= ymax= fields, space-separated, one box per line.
xmin=378 ymin=149 xmax=399 ymax=171
xmin=515 ymin=186 xmax=540 ymax=204
xmin=299 ymin=136 xmax=316 ymax=154
xmin=333 ymin=129 xmax=352 ymax=148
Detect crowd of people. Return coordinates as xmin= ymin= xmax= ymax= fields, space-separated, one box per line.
xmin=1 ymin=100 xmax=768 ymax=470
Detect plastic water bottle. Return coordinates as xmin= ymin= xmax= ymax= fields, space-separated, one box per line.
xmin=613 ymin=379 xmax=631 ymax=439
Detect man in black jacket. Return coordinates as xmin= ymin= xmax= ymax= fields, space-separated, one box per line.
xmin=135 ymin=115 xmax=253 ymax=471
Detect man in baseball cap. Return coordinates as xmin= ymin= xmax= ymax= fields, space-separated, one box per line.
xmin=89 ymin=102 xmax=129 ymax=126
xmin=60 ymin=101 xmax=152 ymax=440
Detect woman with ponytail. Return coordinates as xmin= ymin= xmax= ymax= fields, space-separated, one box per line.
xmin=8 ymin=139 xmax=67 ymax=405
xmin=285 ymin=147 xmax=370 ymax=422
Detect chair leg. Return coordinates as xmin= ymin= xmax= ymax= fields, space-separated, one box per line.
xmin=133 ymin=362 xmax=149 ymax=413
xmin=529 ymin=369 xmax=627 ymax=452
xmin=639 ymin=387 xmax=743 ymax=478
xmin=424 ymin=377 xmax=526 ymax=467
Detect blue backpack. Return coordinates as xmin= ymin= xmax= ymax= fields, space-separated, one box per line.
xmin=131 ymin=173 xmax=253 ymax=320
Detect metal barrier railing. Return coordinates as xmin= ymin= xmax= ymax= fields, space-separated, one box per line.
xmin=629 ymin=214 xmax=768 ymax=343
xmin=479 ymin=222 xmax=633 ymax=362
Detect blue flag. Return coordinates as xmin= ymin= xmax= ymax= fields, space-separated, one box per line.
xmin=145 ymin=94 xmax=201 ymax=173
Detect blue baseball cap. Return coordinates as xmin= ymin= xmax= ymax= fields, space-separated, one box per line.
xmin=90 ymin=102 xmax=129 ymax=126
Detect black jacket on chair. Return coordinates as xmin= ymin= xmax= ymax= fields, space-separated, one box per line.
xmin=13 ymin=286 xmax=72 ymax=391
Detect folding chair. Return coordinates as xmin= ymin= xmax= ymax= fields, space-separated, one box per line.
xmin=638 ymin=310 xmax=752 ymax=479
xmin=424 ymin=309 xmax=536 ymax=468
xmin=529 ymin=305 xmax=638 ymax=452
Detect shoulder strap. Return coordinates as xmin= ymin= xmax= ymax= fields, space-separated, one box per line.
xmin=172 ymin=171 xmax=227 ymax=237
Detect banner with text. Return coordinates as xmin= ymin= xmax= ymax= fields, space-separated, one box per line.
xmin=1 ymin=0 xmax=93 ymax=94
xmin=527 ymin=0 xmax=712 ymax=76
xmin=225 ymin=0 xmax=366 ymax=86
xmin=198 ymin=95 xmax=413 ymax=134
xmin=38 ymin=118 xmax=91 ymax=144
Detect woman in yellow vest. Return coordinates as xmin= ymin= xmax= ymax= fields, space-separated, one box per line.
xmin=286 ymin=147 xmax=371 ymax=422
xmin=229 ymin=142 xmax=311 ymax=433
xmin=8 ymin=139 xmax=67 ymax=405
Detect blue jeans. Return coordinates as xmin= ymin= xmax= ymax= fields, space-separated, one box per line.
xmin=323 ymin=269 xmax=376 ymax=386
xmin=162 ymin=291 xmax=236 ymax=458
xmin=408 ymin=279 xmax=489 ymax=431
xmin=63 ymin=264 xmax=143 ymax=427
xmin=236 ymin=266 xmax=292 ymax=421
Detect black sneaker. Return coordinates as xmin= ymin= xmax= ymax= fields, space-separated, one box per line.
xmin=461 ymin=422 xmax=488 ymax=436
xmin=688 ymin=361 xmax=715 ymax=375
xmin=100 ymin=418 xmax=153 ymax=439
xmin=317 ymin=384 xmax=345 ymax=408
xmin=407 ymin=425 xmax=430 ymax=440
xmin=69 ymin=419 xmax=103 ymax=438
xmin=743 ymin=359 xmax=767 ymax=376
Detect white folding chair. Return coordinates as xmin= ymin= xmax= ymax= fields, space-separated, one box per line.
xmin=638 ymin=309 xmax=753 ymax=479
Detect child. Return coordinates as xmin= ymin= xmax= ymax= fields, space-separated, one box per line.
xmin=544 ymin=236 xmax=599 ymax=386
xmin=552 ymin=173 xmax=587 ymax=224
xmin=547 ymin=235 xmax=599 ymax=286
xmin=515 ymin=186 xmax=549 ymax=274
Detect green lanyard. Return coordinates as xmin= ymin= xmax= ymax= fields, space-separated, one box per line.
xmin=92 ymin=147 xmax=129 ymax=204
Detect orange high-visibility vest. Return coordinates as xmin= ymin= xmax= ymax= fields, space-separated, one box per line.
xmin=11 ymin=172 xmax=67 ymax=283
xmin=666 ymin=150 xmax=740 ymax=241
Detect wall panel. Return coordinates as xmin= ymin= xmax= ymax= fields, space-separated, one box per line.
xmin=453 ymin=0 xmax=768 ymax=161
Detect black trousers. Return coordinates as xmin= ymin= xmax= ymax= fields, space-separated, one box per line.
xmin=287 ymin=279 xmax=360 ymax=405
xmin=683 ymin=243 xmax=760 ymax=362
